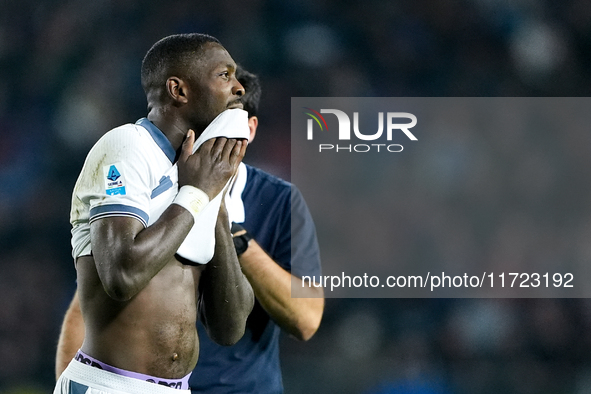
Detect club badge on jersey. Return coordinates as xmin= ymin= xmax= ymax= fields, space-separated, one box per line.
xmin=104 ymin=163 xmax=126 ymax=195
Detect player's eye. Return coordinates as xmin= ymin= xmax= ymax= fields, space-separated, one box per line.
xmin=219 ymin=71 xmax=230 ymax=79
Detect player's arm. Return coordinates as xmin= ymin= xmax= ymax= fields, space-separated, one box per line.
xmin=238 ymin=185 xmax=323 ymax=341
xmin=93 ymin=133 xmax=244 ymax=301
xmin=199 ymin=202 xmax=254 ymax=346
xmin=91 ymin=205 xmax=193 ymax=301
xmin=55 ymin=290 xmax=84 ymax=379
xmin=238 ymin=241 xmax=324 ymax=341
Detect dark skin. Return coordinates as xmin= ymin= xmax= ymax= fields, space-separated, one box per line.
xmin=76 ymin=42 xmax=254 ymax=379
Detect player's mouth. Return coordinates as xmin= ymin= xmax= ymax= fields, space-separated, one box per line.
xmin=227 ymin=100 xmax=243 ymax=109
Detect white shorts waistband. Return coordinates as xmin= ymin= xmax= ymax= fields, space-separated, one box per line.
xmin=56 ymin=359 xmax=191 ymax=394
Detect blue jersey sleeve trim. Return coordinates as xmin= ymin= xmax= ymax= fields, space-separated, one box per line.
xmin=136 ymin=118 xmax=176 ymax=163
xmin=151 ymin=176 xmax=174 ymax=199
xmin=89 ymin=204 xmax=149 ymax=227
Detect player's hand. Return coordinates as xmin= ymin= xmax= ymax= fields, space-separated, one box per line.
xmin=177 ymin=130 xmax=247 ymax=199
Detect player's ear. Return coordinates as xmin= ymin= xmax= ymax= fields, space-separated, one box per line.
xmin=248 ymin=116 xmax=258 ymax=142
xmin=166 ymin=77 xmax=189 ymax=104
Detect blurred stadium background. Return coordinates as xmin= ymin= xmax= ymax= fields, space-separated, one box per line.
xmin=2 ymin=0 xmax=591 ymax=393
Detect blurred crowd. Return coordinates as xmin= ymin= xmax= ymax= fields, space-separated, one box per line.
xmin=2 ymin=0 xmax=591 ymax=392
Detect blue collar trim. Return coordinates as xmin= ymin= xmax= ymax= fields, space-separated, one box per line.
xmin=136 ymin=118 xmax=176 ymax=162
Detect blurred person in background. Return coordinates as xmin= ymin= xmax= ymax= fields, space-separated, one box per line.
xmin=189 ymin=66 xmax=324 ymax=393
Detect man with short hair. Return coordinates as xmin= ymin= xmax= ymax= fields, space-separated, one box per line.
xmin=54 ymin=33 xmax=254 ymax=393
xmin=56 ymin=63 xmax=324 ymax=393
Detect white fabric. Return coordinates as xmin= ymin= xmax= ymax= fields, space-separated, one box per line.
xmin=176 ymin=109 xmax=250 ymax=263
xmin=54 ymin=360 xmax=191 ymax=394
xmin=172 ymin=185 xmax=209 ymax=221
xmin=225 ymin=162 xmax=248 ymax=224
xmin=70 ymin=123 xmax=178 ymax=259
xmin=71 ymin=109 xmax=249 ymax=264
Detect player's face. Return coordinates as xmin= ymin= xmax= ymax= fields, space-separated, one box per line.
xmin=187 ymin=43 xmax=244 ymax=130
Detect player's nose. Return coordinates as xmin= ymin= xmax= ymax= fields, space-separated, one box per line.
xmin=233 ymin=80 xmax=245 ymax=97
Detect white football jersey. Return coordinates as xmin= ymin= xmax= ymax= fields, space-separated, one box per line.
xmin=70 ymin=110 xmax=250 ymax=264
xmin=70 ymin=118 xmax=180 ymax=259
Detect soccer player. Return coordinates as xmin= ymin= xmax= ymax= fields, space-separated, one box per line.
xmin=55 ymin=65 xmax=324 ymax=393
xmin=54 ymin=33 xmax=254 ymax=393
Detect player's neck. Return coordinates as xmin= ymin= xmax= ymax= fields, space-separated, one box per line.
xmin=147 ymin=111 xmax=190 ymax=152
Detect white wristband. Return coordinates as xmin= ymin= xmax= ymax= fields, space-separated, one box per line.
xmin=173 ymin=185 xmax=210 ymax=222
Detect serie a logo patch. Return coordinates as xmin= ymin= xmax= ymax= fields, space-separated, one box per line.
xmin=103 ymin=163 xmax=126 ymax=195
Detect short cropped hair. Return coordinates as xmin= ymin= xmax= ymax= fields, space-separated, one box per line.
xmin=141 ymin=33 xmax=221 ymax=94
xmin=236 ymin=66 xmax=261 ymax=117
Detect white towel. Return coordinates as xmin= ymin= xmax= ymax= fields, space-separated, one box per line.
xmin=176 ymin=109 xmax=250 ymax=264
xmin=225 ymin=162 xmax=248 ymax=224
